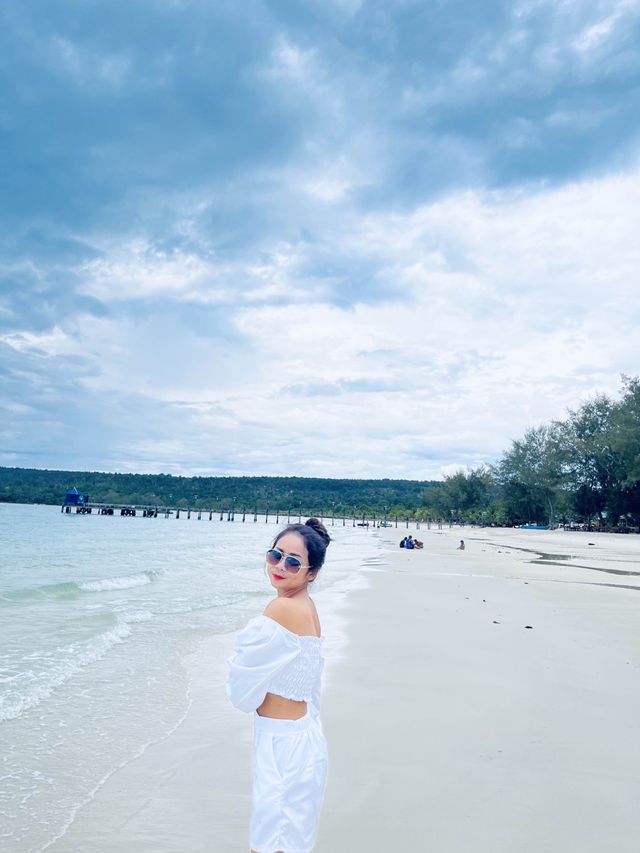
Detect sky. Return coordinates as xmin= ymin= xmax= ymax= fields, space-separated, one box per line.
xmin=1 ymin=0 xmax=639 ymax=480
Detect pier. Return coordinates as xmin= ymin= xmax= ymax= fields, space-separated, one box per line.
xmin=60 ymin=500 xmax=439 ymax=530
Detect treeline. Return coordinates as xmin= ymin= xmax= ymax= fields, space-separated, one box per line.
xmin=2 ymin=377 xmax=638 ymax=529
xmin=427 ymin=376 xmax=640 ymax=529
xmin=0 ymin=468 xmax=439 ymax=516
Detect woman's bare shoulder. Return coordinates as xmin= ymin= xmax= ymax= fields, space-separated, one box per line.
xmin=264 ymin=598 xmax=318 ymax=636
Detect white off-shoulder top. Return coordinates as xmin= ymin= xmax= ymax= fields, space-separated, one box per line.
xmin=226 ymin=614 xmax=323 ymax=714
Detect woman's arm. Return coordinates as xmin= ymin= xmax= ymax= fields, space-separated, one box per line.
xmin=226 ymin=616 xmax=300 ymax=712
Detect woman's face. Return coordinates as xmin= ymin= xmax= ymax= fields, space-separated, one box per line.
xmin=267 ymin=531 xmax=315 ymax=593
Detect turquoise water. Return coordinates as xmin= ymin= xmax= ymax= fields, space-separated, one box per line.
xmin=0 ymin=503 xmax=379 ymax=852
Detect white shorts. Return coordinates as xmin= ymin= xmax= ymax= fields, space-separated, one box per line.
xmin=251 ymin=709 xmax=328 ymax=853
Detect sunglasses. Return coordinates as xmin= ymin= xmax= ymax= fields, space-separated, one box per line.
xmin=266 ymin=548 xmax=311 ymax=575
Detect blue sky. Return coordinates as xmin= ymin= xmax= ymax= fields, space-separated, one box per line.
xmin=1 ymin=0 xmax=639 ymax=479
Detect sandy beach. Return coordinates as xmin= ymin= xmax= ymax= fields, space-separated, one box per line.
xmin=318 ymin=526 xmax=640 ymax=852
xmin=46 ymin=526 xmax=640 ymax=852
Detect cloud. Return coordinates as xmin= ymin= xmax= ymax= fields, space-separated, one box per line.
xmin=571 ymin=0 xmax=640 ymax=53
xmin=1 ymin=0 xmax=639 ymax=479
xmin=3 ymin=167 xmax=639 ymax=477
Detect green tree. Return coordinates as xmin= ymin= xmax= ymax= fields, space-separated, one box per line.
xmin=496 ymin=425 xmax=565 ymax=525
xmin=558 ymin=394 xmax=626 ymax=525
xmin=425 ymin=468 xmax=492 ymax=521
xmin=609 ymin=376 xmax=640 ymax=525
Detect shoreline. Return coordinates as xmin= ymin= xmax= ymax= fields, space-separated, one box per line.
xmin=40 ymin=538 xmax=377 ymax=853
xmin=40 ymin=526 xmax=640 ymax=852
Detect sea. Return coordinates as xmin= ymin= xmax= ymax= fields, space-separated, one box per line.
xmin=0 ymin=503 xmax=383 ymax=852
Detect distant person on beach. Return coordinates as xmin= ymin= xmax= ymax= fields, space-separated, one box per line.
xmin=457 ymin=539 xmax=465 ymax=550
xmin=414 ymin=539 xmax=423 ymax=549
xmin=227 ymin=518 xmax=330 ymax=853
xmin=399 ymin=537 xmax=406 ymax=547
xmin=405 ymin=535 xmax=415 ymax=550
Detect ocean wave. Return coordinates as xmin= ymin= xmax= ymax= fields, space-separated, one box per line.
xmin=0 ymin=622 xmax=132 ymax=723
xmin=120 ymin=609 xmax=153 ymax=624
xmin=78 ymin=572 xmax=156 ymax=593
xmin=154 ymin=592 xmax=246 ymax=616
xmin=0 ymin=581 xmax=81 ymax=605
xmin=0 ymin=572 xmax=158 ymax=606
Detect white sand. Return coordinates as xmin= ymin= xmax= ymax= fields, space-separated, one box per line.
xmin=317 ymin=526 xmax=640 ymax=852
xmin=47 ymin=527 xmax=640 ymax=852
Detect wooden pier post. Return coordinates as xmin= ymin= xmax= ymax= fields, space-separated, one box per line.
xmin=265 ymin=505 xmax=269 ymax=523
xmin=176 ymin=509 xmax=180 ymax=519
xmin=242 ymin=506 xmax=246 ymax=522
xmin=209 ymin=509 xmax=213 ymax=521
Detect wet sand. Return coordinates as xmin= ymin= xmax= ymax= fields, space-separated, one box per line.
xmin=47 ymin=526 xmax=640 ymax=852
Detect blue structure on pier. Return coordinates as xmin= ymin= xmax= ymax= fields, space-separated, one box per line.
xmin=64 ymin=487 xmax=90 ymax=506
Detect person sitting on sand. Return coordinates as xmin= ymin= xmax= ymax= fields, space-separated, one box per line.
xmin=414 ymin=539 xmax=423 ymax=549
xmin=457 ymin=539 xmax=465 ymax=550
xmin=399 ymin=537 xmax=406 ymax=548
xmin=405 ymin=535 xmax=414 ymax=550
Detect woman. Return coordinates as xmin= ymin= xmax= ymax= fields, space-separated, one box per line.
xmin=226 ymin=517 xmax=331 ymax=853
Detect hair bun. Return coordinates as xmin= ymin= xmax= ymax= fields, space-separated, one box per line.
xmin=305 ymin=517 xmax=331 ymax=546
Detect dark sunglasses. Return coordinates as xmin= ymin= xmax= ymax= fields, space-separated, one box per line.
xmin=266 ymin=548 xmax=311 ymax=575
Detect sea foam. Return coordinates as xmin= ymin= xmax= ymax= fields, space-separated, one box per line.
xmin=0 ymin=621 xmax=132 ymax=722
xmin=78 ymin=571 xmax=156 ymax=593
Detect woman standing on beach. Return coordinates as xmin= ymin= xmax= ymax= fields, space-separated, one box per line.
xmin=226 ymin=518 xmax=330 ymax=853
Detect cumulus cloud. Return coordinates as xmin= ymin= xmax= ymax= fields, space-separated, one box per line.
xmin=1 ymin=0 xmax=639 ymax=478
